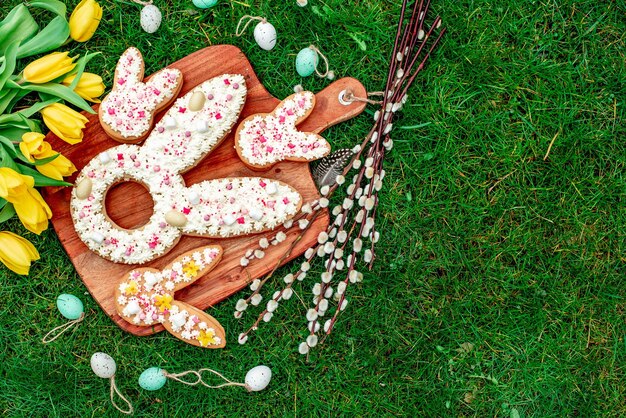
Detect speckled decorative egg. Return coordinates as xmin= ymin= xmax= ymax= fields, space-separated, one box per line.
xmin=296 ymin=47 xmax=318 ymax=77
xmin=245 ymin=365 xmax=272 ymax=392
xmin=56 ymin=294 xmax=84 ymax=320
xmin=140 ymin=5 xmax=162 ymax=34
xmin=253 ymin=21 xmax=277 ymax=51
xmin=139 ymin=367 xmax=167 ymax=391
xmin=193 ymin=0 xmax=218 ymax=8
xmin=90 ymin=352 xmax=117 ymax=379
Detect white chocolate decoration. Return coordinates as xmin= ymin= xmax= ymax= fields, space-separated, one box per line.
xmin=236 ymin=91 xmax=331 ymax=168
xmin=72 ymin=74 xmax=303 ymax=264
xmin=100 ymin=47 xmax=183 ymax=140
xmin=75 ymin=178 xmax=92 ymax=200
xmin=189 ymin=91 xmax=206 ymax=111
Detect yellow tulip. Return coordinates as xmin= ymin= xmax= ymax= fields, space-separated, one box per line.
xmin=40 ymin=103 xmax=89 ymax=145
xmin=0 ymin=167 xmax=34 ymax=202
xmin=0 ymin=167 xmax=52 ymax=234
xmin=23 ymin=52 xmax=77 ymax=84
xmin=69 ymin=0 xmax=103 ymax=43
xmin=35 ymin=147 xmax=77 ymax=181
xmin=19 ymin=132 xmax=48 ymax=163
xmin=19 ymin=132 xmax=77 ymax=180
xmin=0 ymin=231 xmax=40 ymax=275
xmin=12 ymin=187 xmax=52 ymax=235
xmin=62 ymin=72 xmax=105 ymax=103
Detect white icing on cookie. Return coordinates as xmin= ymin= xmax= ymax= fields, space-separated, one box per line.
xmin=100 ymin=47 xmax=182 ymax=140
xmin=72 ymin=74 xmax=303 ymax=264
xmin=236 ymin=91 xmax=330 ymax=167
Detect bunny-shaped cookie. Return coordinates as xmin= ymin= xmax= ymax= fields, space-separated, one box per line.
xmin=115 ymin=245 xmax=226 ymax=348
xmin=72 ymin=73 xmax=303 ymax=264
xmin=235 ymin=91 xmax=331 ymax=170
xmin=99 ymin=47 xmax=183 ymax=143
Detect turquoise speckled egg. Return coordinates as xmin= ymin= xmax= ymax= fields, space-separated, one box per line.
xmin=139 ymin=367 xmax=167 ymax=391
xmin=56 ymin=294 xmax=84 ymax=320
xmin=192 ymin=0 xmax=218 ymax=8
xmin=296 ymin=47 xmax=318 ymax=77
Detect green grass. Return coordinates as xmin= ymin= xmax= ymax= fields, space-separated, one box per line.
xmin=1 ymin=0 xmax=626 ymax=416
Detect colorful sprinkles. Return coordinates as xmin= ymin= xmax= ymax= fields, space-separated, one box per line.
xmin=236 ymin=91 xmax=331 ymax=168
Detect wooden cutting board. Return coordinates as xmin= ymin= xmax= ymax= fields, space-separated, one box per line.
xmin=43 ymin=45 xmax=366 ymax=336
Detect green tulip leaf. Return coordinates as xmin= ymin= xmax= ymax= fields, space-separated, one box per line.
xmin=0 ymin=145 xmax=19 ymax=171
xmin=0 ymin=202 xmax=16 ymax=224
xmin=0 ymin=135 xmax=17 ymax=156
xmin=22 ymin=153 xmax=61 ymax=167
xmin=0 ymin=126 xmax=37 ymax=143
xmin=5 ymin=80 xmax=91 ymax=113
xmin=0 ymin=113 xmax=41 ymax=134
xmin=16 ymin=163 xmax=71 ymax=187
xmin=0 ymin=116 xmax=41 ymax=150
xmin=0 ymin=5 xmax=38 ymax=57
xmin=0 ymin=41 xmax=18 ymax=92
xmin=0 ymin=89 xmax=20 ymax=115
xmin=67 ymin=52 xmax=101 ymax=90
xmin=0 ymin=197 xmax=7 ymax=210
xmin=16 ymin=16 xmax=70 ymax=59
xmin=28 ymin=0 xmax=67 ymax=17
xmin=16 ymin=98 xmax=61 ymax=119
xmin=0 ymin=113 xmax=22 ymax=127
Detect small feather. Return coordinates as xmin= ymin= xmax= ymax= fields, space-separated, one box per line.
xmin=312 ymin=148 xmax=353 ymax=189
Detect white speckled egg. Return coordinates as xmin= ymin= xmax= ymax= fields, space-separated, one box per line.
xmin=140 ymin=5 xmax=162 ymax=34
xmin=56 ymin=294 xmax=84 ymax=320
xmin=138 ymin=367 xmax=167 ymax=391
xmin=253 ymin=21 xmax=277 ymax=51
xmin=91 ymin=352 xmax=117 ymax=379
xmin=244 ymin=365 xmax=272 ymax=391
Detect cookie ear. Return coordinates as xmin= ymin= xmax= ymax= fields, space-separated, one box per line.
xmin=141 ymin=74 xmax=247 ymax=173
xmin=112 ymin=47 xmax=145 ymax=88
xmin=162 ymin=301 xmax=226 ymax=348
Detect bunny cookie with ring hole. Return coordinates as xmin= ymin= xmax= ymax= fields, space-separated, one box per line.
xmin=71 ymin=49 xmax=303 ymax=265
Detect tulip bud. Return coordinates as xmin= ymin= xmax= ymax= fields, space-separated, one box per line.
xmin=0 ymin=168 xmax=51 ymax=235
xmin=69 ymin=0 xmax=103 ymax=43
xmin=62 ymin=72 xmax=105 ymax=103
xmin=40 ymin=103 xmax=89 ymax=145
xmin=12 ymin=187 xmax=52 ymax=235
xmin=35 ymin=147 xmax=77 ymax=181
xmin=0 ymin=167 xmax=34 ymax=201
xmin=19 ymin=132 xmax=47 ymax=163
xmin=0 ymin=232 xmax=40 ymax=275
xmin=23 ymin=52 xmax=77 ymax=84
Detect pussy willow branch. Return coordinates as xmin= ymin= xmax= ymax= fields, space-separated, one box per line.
xmin=235 ymin=0 xmax=445 ymax=351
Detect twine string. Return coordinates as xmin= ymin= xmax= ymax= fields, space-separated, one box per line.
xmin=342 ymin=90 xmax=383 ymax=105
xmin=130 ymin=0 xmax=153 ymax=6
xmin=163 ymin=368 xmax=248 ymax=390
xmin=236 ymin=15 xmax=266 ymax=37
xmin=308 ymin=45 xmax=330 ymax=78
xmin=42 ymin=312 xmax=85 ymax=344
xmin=110 ymin=375 xmax=134 ymax=415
